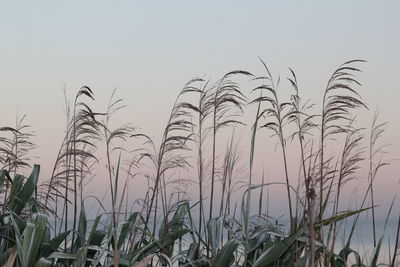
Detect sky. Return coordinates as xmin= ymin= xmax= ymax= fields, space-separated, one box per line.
xmin=1 ymin=1 xmax=400 ymax=218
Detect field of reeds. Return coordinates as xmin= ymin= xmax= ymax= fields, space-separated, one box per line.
xmin=0 ymin=59 xmax=398 ymax=266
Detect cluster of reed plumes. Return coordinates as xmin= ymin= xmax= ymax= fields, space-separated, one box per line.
xmin=0 ymin=59 xmax=398 ymax=266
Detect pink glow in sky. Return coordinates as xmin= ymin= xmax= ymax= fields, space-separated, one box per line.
xmin=1 ymin=1 xmax=400 ymax=219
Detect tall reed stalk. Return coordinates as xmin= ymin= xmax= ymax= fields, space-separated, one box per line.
xmin=318 ymin=59 xmax=366 ymax=230
xmin=102 ymin=89 xmax=134 ymax=266
xmin=244 ymin=90 xmax=262 ymax=267
xmin=331 ymin=123 xmax=364 ymax=252
xmin=288 ymin=68 xmax=316 ymax=266
xmin=143 ymin=79 xmax=203 ymax=236
xmin=208 ymin=71 xmax=250 ymax=223
xmin=193 ymin=84 xmax=211 ymax=251
xmin=254 ymin=60 xmax=294 ymax=228
xmin=368 ymin=110 xmax=388 ymax=248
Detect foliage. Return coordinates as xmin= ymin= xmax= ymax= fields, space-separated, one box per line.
xmin=0 ymin=60 xmax=396 ymax=266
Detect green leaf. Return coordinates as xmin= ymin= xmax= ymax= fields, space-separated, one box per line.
xmin=10 ymin=213 xmax=47 ymax=267
xmin=335 ymin=247 xmax=363 ymax=267
xmin=10 ymin=212 xmax=26 ymax=266
xmin=207 ymin=217 xmax=225 ymax=257
xmin=253 ymin=228 xmax=305 ymax=267
xmin=48 ymin=251 xmax=77 ymax=260
xmin=314 ymin=207 xmax=372 ymax=228
xmin=74 ymin=203 xmax=87 ymax=252
xmin=10 ymin=165 xmax=40 ymax=215
xmin=76 ymin=247 xmax=89 ymax=267
xmin=7 ymin=174 xmax=25 ymax=210
xmin=0 ymin=248 xmax=14 ymax=266
xmin=0 ymin=169 xmax=12 ymax=189
xmin=34 ymin=257 xmax=53 ymax=267
xmin=24 ymin=214 xmax=47 ymax=267
xmin=368 ymin=236 xmax=383 ymax=267
xmin=213 ymin=239 xmax=241 ymax=267
xmin=117 ymin=212 xmax=139 ymax=249
xmin=41 ymin=230 xmax=71 ymax=257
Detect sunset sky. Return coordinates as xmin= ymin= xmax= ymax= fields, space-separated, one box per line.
xmin=1 ymin=1 xmax=400 ymax=218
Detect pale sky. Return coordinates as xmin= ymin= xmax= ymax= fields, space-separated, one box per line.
xmin=1 ymin=1 xmax=400 ymax=218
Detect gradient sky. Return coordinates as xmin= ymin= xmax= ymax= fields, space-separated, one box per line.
xmin=1 ymin=1 xmax=400 ymax=218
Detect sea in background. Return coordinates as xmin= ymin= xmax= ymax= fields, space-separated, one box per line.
xmin=334 ymin=218 xmax=397 ymax=265
xmin=277 ymin=217 xmax=398 ymax=265
xmin=60 ymin=215 xmax=398 ymax=265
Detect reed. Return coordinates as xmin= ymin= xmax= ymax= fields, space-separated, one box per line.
xmin=0 ymin=59 xmax=399 ymax=267
xmin=252 ymin=59 xmax=294 ymax=230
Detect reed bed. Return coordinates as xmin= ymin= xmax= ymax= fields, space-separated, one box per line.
xmin=0 ymin=59 xmax=398 ymax=266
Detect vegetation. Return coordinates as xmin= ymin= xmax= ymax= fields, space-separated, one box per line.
xmin=0 ymin=60 xmax=397 ymax=266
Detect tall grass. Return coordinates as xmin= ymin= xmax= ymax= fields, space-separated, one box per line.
xmin=0 ymin=59 xmax=398 ymax=266
xmin=252 ymin=60 xmax=294 ymax=230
